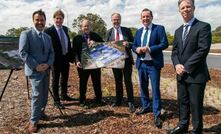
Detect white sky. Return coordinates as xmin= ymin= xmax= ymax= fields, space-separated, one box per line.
xmin=0 ymin=0 xmax=221 ymax=35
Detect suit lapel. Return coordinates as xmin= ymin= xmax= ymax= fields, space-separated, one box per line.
xmin=181 ymin=19 xmax=199 ymax=54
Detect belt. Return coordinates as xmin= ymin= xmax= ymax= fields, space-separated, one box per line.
xmin=141 ymin=60 xmax=153 ymax=65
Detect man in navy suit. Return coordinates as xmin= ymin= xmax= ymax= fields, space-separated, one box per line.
xmin=19 ymin=9 xmax=54 ymax=133
xmin=45 ymin=10 xmax=75 ymax=110
xmin=169 ymin=0 xmax=211 ymax=134
xmin=106 ymin=13 xmax=135 ymax=113
xmin=132 ymin=8 xmax=168 ymax=128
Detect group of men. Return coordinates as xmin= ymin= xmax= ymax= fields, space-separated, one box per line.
xmin=19 ymin=0 xmax=211 ymax=133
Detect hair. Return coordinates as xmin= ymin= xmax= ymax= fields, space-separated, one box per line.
xmin=53 ymin=9 xmax=65 ymax=18
xmin=80 ymin=19 xmax=91 ymax=27
xmin=111 ymin=13 xmax=121 ymax=19
xmin=178 ymin=0 xmax=195 ymax=7
xmin=32 ymin=9 xmax=46 ymax=20
xmin=141 ymin=8 xmax=153 ymax=17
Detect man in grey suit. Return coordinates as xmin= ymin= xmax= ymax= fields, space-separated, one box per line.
xmin=169 ymin=0 xmax=211 ymax=133
xmin=106 ymin=13 xmax=135 ymax=113
xmin=19 ymin=9 xmax=54 ymax=133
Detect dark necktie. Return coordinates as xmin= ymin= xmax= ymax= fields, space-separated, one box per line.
xmin=39 ymin=32 xmax=45 ymax=54
xmin=141 ymin=28 xmax=148 ymax=58
xmin=182 ymin=24 xmax=189 ymax=47
xmin=115 ymin=28 xmax=119 ymax=41
xmin=59 ymin=28 xmax=67 ymax=55
xmin=142 ymin=28 xmax=148 ymax=47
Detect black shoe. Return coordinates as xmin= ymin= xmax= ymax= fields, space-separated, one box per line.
xmin=167 ymin=125 xmax=188 ymax=134
xmin=40 ymin=113 xmax=49 ymax=121
xmin=154 ymin=116 xmax=162 ymax=128
xmin=128 ymin=102 xmax=136 ymax=113
xmin=54 ymin=101 xmax=65 ymax=109
xmin=111 ymin=102 xmax=122 ymax=107
xmin=135 ymin=108 xmax=149 ymax=115
xmin=94 ymin=99 xmax=106 ymax=106
xmin=60 ymin=95 xmax=76 ymax=101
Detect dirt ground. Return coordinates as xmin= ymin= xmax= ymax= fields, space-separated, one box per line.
xmin=0 ymin=64 xmax=220 ymax=134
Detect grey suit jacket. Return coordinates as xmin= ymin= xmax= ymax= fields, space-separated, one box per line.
xmin=19 ymin=28 xmax=54 ymax=76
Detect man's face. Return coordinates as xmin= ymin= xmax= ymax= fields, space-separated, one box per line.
xmin=53 ymin=15 xmax=64 ymax=27
xmin=33 ymin=14 xmax=46 ymax=31
xmin=141 ymin=11 xmax=153 ymax=27
xmin=111 ymin=14 xmax=121 ymax=28
xmin=179 ymin=0 xmax=195 ymax=22
xmin=81 ymin=20 xmax=91 ymax=34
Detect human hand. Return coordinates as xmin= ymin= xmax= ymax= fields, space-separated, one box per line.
xmin=76 ymin=62 xmax=82 ymax=68
xmin=175 ymin=64 xmax=185 ymax=76
xmin=88 ymin=40 xmax=95 ymax=48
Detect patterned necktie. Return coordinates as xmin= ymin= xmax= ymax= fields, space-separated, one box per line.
xmin=182 ymin=24 xmax=189 ymax=47
xmin=59 ymin=28 xmax=67 ymax=55
xmin=39 ymin=32 xmax=45 ymax=54
xmin=115 ymin=28 xmax=119 ymax=41
xmin=142 ymin=27 xmax=148 ymax=47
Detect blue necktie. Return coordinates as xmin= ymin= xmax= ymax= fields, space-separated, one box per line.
xmin=59 ymin=28 xmax=67 ymax=55
xmin=182 ymin=24 xmax=189 ymax=47
xmin=39 ymin=32 xmax=45 ymax=54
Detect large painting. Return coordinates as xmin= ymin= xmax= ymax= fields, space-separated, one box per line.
xmin=0 ymin=37 xmax=23 ymax=70
xmin=81 ymin=41 xmax=126 ymax=69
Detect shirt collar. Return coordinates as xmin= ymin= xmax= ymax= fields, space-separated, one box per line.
xmin=54 ymin=24 xmax=62 ymax=30
xmin=143 ymin=23 xmax=152 ymax=30
xmin=33 ymin=27 xmax=43 ymax=35
xmin=184 ymin=17 xmax=195 ymax=26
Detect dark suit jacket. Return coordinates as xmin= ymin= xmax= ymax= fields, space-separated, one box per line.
xmin=106 ymin=26 xmax=134 ymax=64
xmin=132 ymin=24 xmax=168 ymax=69
xmin=45 ymin=25 xmax=73 ymax=64
xmin=171 ymin=19 xmax=211 ymax=83
xmin=72 ymin=31 xmax=104 ymax=63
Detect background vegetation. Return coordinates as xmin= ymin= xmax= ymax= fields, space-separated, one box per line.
xmin=1 ymin=14 xmax=221 ymax=44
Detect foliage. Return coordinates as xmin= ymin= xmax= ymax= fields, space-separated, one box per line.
xmin=72 ymin=13 xmax=107 ymax=39
xmin=166 ymin=32 xmax=174 ymax=46
xmin=129 ymin=27 xmax=137 ymax=37
xmin=6 ymin=27 xmax=29 ymax=37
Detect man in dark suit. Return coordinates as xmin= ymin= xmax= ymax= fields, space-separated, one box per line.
xmin=45 ymin=10 xmax=74 ymax=109
xmin=169 ymin=0 xmax=211 ymax=134
xmin=132 ymin=8 xmax=168 ymax=128
xmin=106 ymin=13 xmax=135 ymax=113
xmin=19 ymin=9 xmax=54 ymax=133
xmin=72 ymin=19 xmax=104 ymax=107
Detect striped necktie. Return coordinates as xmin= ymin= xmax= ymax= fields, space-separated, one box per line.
xmin=182 ymin=24 xmax=189 ymax=47
xmin=142 ymin=27 xmax=148 ymax=47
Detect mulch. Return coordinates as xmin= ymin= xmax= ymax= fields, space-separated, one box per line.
xmin=0 ymin=64 xmax=220 ymax=133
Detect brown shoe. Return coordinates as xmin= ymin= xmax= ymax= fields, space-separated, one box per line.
xmin=28 ymin=122 xmax=37 ymax=133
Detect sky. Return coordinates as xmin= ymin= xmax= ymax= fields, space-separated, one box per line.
xmin=0 ymin=0 xmax=221 ymax=35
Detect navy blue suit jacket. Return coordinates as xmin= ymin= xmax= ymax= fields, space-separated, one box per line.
xmin=132 ymin=24 xmax=168 ymax=69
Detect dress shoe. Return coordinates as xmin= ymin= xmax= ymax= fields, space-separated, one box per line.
xmin=60 ymin=95 xmax=76 ymax=101
xmin=93 ymin=99 xmax=106 ymax=106
xmin=135 ymin=108 xmax=149 ymax=115
xmin=111 ymin=102 xmax=122 ymax=107
xmin=28 ymin=122 xmax=37 ymax=133
xmin=40 ymin=113 xmax=49 ymax=121
xmin=128 ymin=102 xmax=136 ymax=113
xmin=54 ymin=101 xmax=65 ymax=109
xmin=168 ymin=126 xmax=188 ymax=134
xmin=154 ymin=116 xmax=162 ymax=128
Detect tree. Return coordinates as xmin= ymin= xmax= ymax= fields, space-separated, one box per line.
xmin=72 ymin=13 xmax=107 ymax=39
xmin=6 ymin=27 xmax=29 ymax=37
xmin=166 ymin=32 xmax=174 ymax=46
xmin=129 ymin=27 xmax=137 ymax=37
